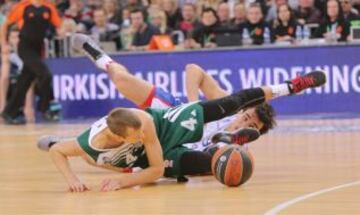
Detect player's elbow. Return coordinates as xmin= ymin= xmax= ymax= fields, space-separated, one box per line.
xmin=153 ymin=164 xmax=165 ymax=179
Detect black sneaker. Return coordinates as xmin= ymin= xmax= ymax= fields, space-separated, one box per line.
xmin=287 ymin=71 xmax=327 ymax=94
xmin=1 ymin=112 xmax=26 ymax=125
xmin=211 ymin=127 xmax=260 ymax=145
xmin=71 ymin=33 xmax=104 ymax=61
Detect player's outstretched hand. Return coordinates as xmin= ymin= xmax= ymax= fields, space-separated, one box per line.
xmin=68 ymin=179 xmax=89 ymax=192
xmin=100 ymin=178 xmax=123 ymax=192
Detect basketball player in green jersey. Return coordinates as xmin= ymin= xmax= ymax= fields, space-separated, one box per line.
xmin=38 ymin=34 xmax=326 ymax=192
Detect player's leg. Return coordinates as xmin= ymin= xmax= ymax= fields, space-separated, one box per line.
xmin=185 ymin=64 xmax=229 ymax=102
xmin=71 ymin=34 xmax=153 ymax=106
xmin=163 ymin=147 xmax=212 ymax=178
xmin=200 ymin=71 xmax=326 ymax=123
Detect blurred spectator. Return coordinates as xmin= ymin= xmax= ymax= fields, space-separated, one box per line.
xmin=130 ymin=8 xmax=160 ymax=51
xmin=232 ymin=3 xmax=246 ymax=25
xmin=64 ymin=0 xmax=93 ymax=29
xmin=103 ymin=0 xmax=123 ymax=26
xmin=217 ymin=2 xmax=233 ymax=27
xmin=90 ymin=8 xmax=120 ymax=48
xmin=125 ymin=0 xmax=146 ymax=11
xmin=266 ymin=0 xmax=289 ymax=22
xmin=163 ymin=0 xmax=182 ymax=29
xmin=0 ymin=0 xmax=17 ymax=25
xmin=240 ymin=3 xmax=272 ymax=45
xmin=272 ymin=3 xmax=300 ymax=42
xmin=87 ymin=0 xmax=102 ymax=10
xmin=186 ymin=7 xmax=220 ymax=49
xmin=149 ymin=9 xmax=173 ymax=34
xmin=196 ymin=0 xmax=222 ymax=16
xmin=120 ymin=6 xmax=133 ymax=50
xmin=178 ymin=0 xmax=198 ymax=8
xmin=340 ymin=0 xmax=360 ymax=21
xmin=58 ymin=18 xmax=77 ymax=37
xmin=176 ymin=3 xmax=200 ymax=36
xmin=294 ymin=0 xmax=322 ymax=24
xmin=316 ymin=0 xmax=350 ymax=41
xmin=55 ymin=0 xmax=69 ymax=15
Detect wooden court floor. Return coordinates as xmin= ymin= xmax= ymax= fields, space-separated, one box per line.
xmin=0 ymin=118 xmax=359 ymax=215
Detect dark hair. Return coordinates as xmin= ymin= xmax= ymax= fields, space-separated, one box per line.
xmin=275 ymin=3 xmax=296 ymax=27
xmin=201 ymin=7 xmax=219 ymax=22
xmin=325 ymin=0 xmax=345 ymax=23
xmin=255 ymin=103 xmax=276 ymax=134
xmin=248 ymin=2 xmax=263 ymax=12
xmin=130 ymin=8 xmax=145 ymax=16
xmin=106 ymin=108 xmax=142 ymax=137
xmin=130 ymin=8 xmax=147 ymax=21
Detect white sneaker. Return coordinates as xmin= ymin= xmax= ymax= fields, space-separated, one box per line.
xmin=37 ymin=135 xmax=61 ymax=151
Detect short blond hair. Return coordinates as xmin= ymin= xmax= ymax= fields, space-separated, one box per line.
xmin=106 ymin=108 xmax=142 ymax=137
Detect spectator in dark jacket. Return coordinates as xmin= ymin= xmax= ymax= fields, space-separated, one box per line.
xmin=185 ymin=7 xmax=220 ymax=49
xmin=130 ymin=8 xmax=160 ymax=51
xmin=316 ymin=0 xmax=350 ymax=41
xmin=294 ymin=0 xmax=323 ymax=24
xmin=273 ymin=3 xmax=301 ymax=42
xmin=341 ymin=0 xmax=360 ymax=21
xmin=240 ymin=3 xmax=272 ymax=45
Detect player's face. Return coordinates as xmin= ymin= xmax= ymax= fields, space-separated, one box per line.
xmin=227 ymin=108 xmax=264 ymax=131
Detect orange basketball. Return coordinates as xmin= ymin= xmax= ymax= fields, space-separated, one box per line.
xmin=211 ymin=145 xmax=254 ymax=187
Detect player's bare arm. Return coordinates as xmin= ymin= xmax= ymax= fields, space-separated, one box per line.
xmin=49 ymin=139 xmax=89 ymax=192
xmin=185 ymin=64 xmax=229 ymax=102
xmin=100 ymin=110 xmax=164 ymax=192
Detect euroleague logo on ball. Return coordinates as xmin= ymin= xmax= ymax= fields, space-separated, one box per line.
xmin=220 ymin=155 xmax=227 ymax=162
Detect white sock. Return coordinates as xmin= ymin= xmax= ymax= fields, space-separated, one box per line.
xmin=95 ymin=55 xmax=113 ymax=71
xmin=269 ymin=83 xmax=291 ymax=98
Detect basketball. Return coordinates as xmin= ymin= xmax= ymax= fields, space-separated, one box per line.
xmin=211 ymin=145 xmax=254 ymax=187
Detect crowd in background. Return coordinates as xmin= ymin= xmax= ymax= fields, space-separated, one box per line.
xmin=0 ymin=0 xmax=358 ymax=124
xmin=1 ymin=0 xmax=360 ymax=53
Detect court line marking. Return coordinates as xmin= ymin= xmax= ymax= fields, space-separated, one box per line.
xmin=264 ymin=180 xmax=360 ymax=215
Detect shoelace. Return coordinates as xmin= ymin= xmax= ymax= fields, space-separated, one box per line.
xmin=232 ymin=135 xmax=249 ymax=145
xmin=293 ymin=75 xmax=315 ymax=93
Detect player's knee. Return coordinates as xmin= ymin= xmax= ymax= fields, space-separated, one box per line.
xmin=185 ymin=64 xmax=201 ymax=75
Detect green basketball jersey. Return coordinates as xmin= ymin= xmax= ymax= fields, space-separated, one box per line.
xmin=145 ymin=102 xmax=205 ymax=153
xmin=76 ymin=117 xmax=146 ymax=169
xmin=75 ymin=102 xmax=205 ymax=176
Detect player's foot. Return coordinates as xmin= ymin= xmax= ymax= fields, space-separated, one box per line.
xmin=71 ymin=33 xmax=113 ymax=70
xmin=37 ymin=135 xmax=61 ymax=151
xmin=211 ymin=128 xmax=260 ymax=146
xmin=287 ymin=71 xmax=326 ymax=94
